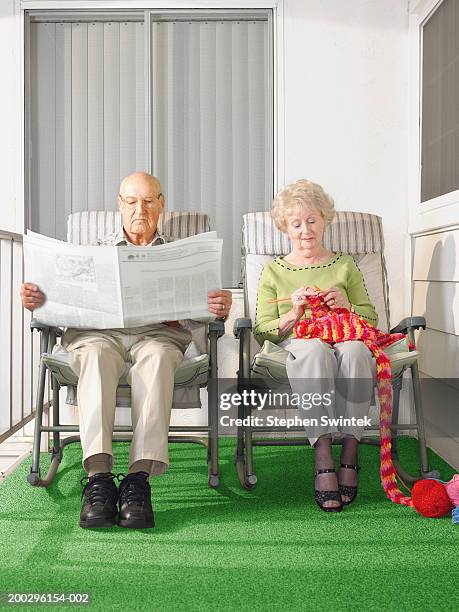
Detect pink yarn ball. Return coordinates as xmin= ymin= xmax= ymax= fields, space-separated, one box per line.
xmin=444 ymin=474 xmax=459 ymax=506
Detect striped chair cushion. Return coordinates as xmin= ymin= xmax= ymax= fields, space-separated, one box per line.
xmin=67 ymin=210 xmax=210 ymax=245
xmin=242 ymin=211 xmax=384 ymax=255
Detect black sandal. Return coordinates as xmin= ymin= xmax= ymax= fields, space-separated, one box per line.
xmin=314 ymin=468 xmax=342 ymax=513
xmin=338 ymin=463 xmax=361 ymax=506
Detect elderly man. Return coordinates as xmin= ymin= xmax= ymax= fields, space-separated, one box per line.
xmin=20 ymin=172 xmax=232 ymax=529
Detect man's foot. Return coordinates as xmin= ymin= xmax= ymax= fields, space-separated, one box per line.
xmin=79 ymin=473 xmax=118 ymax=528
xmin=118 ymin=472 xmax=155 ymax=529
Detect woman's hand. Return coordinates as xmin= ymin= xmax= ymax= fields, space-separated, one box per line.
xmin=278 ymin=286 xmax=317 ymax=337
xmin=20 ymin=283 xmax=45 ymax=312
xmin=320 ymin=286 xmax=350 ymax=310
xmin=290 ymin=286 xmax=317 ymax=318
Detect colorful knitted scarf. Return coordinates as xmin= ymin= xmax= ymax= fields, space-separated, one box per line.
xmin=294 ymin=291 xmax=414 ymax=506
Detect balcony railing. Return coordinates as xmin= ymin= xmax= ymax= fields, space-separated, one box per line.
xmin=0 ymin=231 xmax=42 ymax=443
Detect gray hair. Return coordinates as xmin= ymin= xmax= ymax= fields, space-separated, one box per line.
xmin=271 ymin=179 xmax=335 ymax=231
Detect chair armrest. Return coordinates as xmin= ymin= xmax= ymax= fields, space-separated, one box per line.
xmin=390 ymin=316 xmax=426 ymax=334
xmin=30 ymin=319 xmax=63 ymax=337
xmin=233 ymin=318 xmax=253 ymax=378
xmin=208 ymin=319 xmax=225 ymax=339
xmin=207 ymin=320 xmax=225 ymax=378
xmin=30 ymin=319 xmax=62 ymax=354
xmin=233 ymin=317 xmax=252 ymax=338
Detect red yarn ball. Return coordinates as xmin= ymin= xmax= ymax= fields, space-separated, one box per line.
xmin=412 ymin=479 xmax=453 ymax=518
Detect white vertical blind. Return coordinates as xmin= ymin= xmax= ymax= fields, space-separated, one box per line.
xmin=151 ymin=19 xmax=271 ymax=287
xmin=30 ymin=22 xmax=56 ymax=238
xmin=30 ymin=21 xmax=146 ymax=240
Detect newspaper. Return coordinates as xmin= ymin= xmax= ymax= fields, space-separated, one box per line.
xmin=23 ymin=230 xmax=223 ymax=329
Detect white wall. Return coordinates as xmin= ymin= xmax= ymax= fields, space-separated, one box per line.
xmin=283 ymin=0 xmax=409 ymax=326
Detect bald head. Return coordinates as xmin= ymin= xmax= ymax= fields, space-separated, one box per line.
xmin=119 ymin=172 xmax=162 ymax=198
xmin=118 ymin=172 xmax=165 ymax=246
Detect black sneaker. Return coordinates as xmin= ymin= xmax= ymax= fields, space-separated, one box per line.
xmin=118 ymin=471 xmax=155 ymax=529
xmin=79 ymin=472 xmax=118 ymax=528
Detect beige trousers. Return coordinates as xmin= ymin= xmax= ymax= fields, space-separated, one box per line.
xmin=63 ymin=324 xmax=192 ymax=476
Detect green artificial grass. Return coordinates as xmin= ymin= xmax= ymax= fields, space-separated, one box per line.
xmin=0 ymin=439 xmax=457 ymax=611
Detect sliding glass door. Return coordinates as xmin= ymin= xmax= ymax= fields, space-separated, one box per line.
xmin=27 ymin=9 xmax=273 ymax=287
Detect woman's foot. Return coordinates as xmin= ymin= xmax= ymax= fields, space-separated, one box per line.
xmin=314 ymin=436 xmax=342 ymax=511
xmin=337 ymin=464 xmax=360 ymax=505
xmin=314 ymin=469 xmax=342 ymax=511
xmin=338 ymin=438 xmax=360 ymax=504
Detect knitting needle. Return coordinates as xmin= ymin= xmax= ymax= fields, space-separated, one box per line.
xmin=267 ymin=297 xmax=292 ymax=304
xmin=268 ymin=286 xmax=323 ymax=304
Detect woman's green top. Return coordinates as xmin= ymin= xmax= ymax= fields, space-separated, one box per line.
xmin=254 ymin=252 xmax=378 ymax=345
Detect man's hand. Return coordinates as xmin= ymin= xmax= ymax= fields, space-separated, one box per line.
xmin=207 ymin=289 xmax=232 ymax=318
xmin=20 ymin=283 xmax=45 ymax=312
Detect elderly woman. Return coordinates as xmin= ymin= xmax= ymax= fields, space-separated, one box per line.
xmin=254 ymin=179 xmax=377 ymax=512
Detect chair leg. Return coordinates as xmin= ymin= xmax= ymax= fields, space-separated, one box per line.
xmin=234 ymin=390 xmax=257 ymax=490
xmin=51 ymin=375 xmax=62 ymax=461
xmin=28 ymin=360 xmax=47 ymax=486
xmin=28 ymin=371 xmax=64 ymax=488
xmin=244 ymin=424 xmax=257 ymax=487
xmin=235 ymin=438 xmax=257 ymax=490
xmin=207 ymin=378 xmax=220 ymax=488
xmin=39 ymin=436 xmax=80 ymax=488
xmin=235 ymin=406 xmax=248 ymax=486
xmin=390 ymin=374 xmax=418 ymax=484
xmin=234 ymin=327 xmax=257 ymax=490
xmin=410 ymin=362 xmax=439 ymax=479
xmin=41 ymin=375 xmax=64 ymax=487
xmin=390 ymin=374 xmax=403 ymax=464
